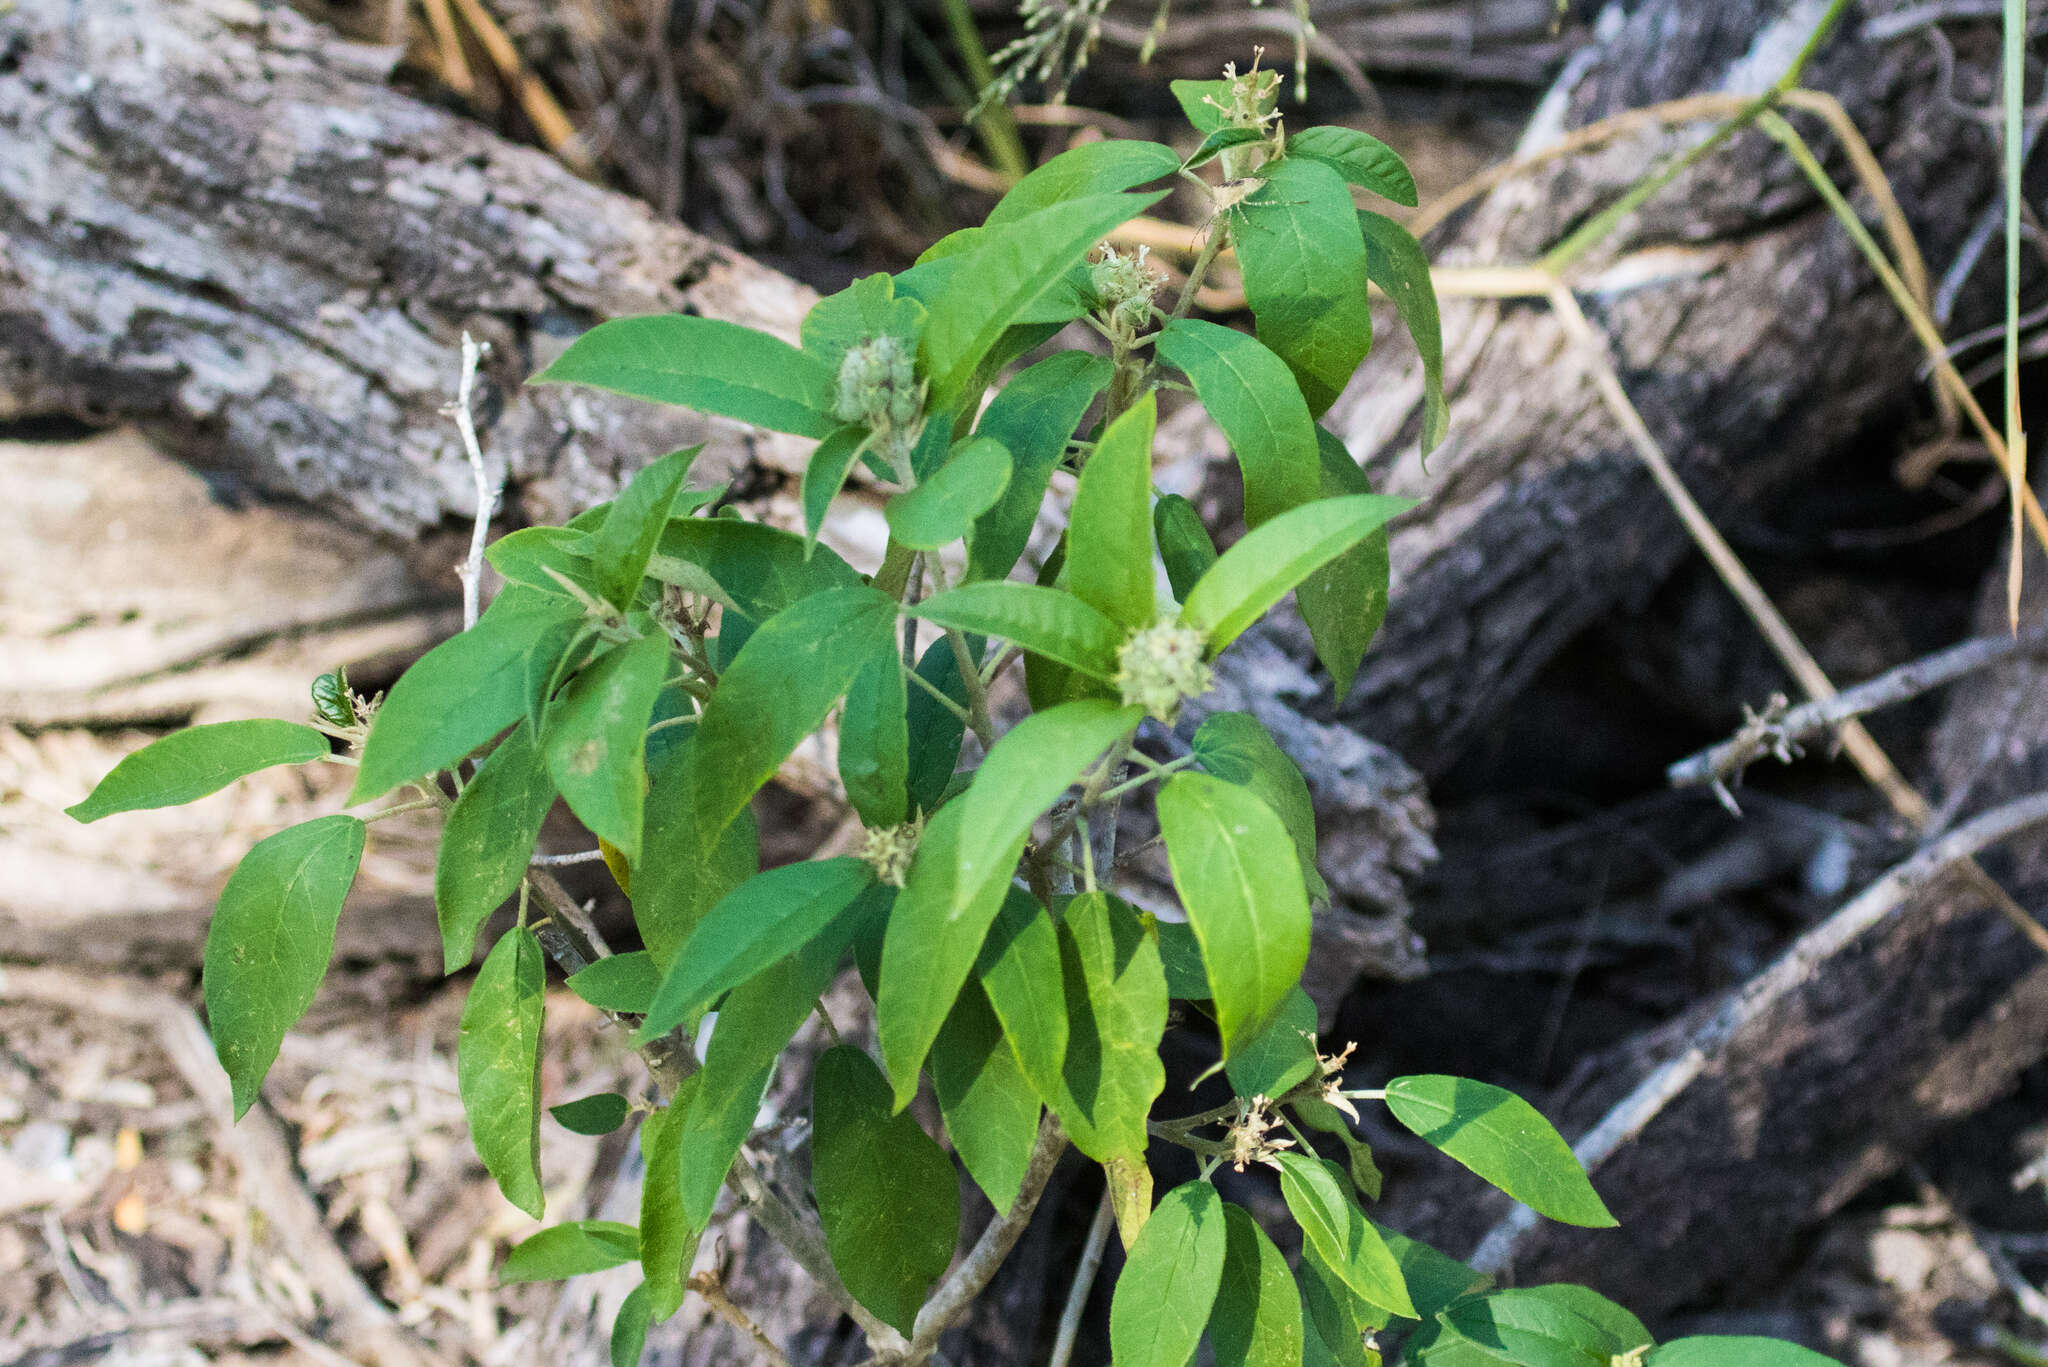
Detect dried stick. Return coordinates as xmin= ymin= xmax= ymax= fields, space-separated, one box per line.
xmin=449 ymin=332 xmax=499 ymax=632
xmin=688 ymin=1272 xmax=799 ymax=1367
xmin=1047 ymin=1188 xmax=1115 ymax=1367
xmin=1669 ymin=624 xmax=2048 ymax=792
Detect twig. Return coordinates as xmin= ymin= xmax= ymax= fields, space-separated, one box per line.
xmin=529 ymin=848 xmax=608 ymax=866
xmin=1669 ymin=625 xmax=2048 ymax=792
xmin=1046 ymin=1188 xmax=1115 ymax=1367
xmin=450 ymin=333 xmax=499 ymax=632
xmin=688 ymin=1272 xmax=798 ymax=1367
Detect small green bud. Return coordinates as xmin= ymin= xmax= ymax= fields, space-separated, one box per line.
xmin=1115 ymin=617 xmax=1213 ymax=724
xmin=833 ymin=336 xmax=923 ymax=433
xmin=858 ymin=816 xmax=923 ymax=888
xmin=311 ymin=669 xmax=357 ymax=728
xmin=1089 ymin=244 xmax=1164 ymax=334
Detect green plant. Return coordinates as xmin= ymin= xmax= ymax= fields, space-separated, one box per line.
xmin=67 ymin=64 xmax=1842 ymax=1367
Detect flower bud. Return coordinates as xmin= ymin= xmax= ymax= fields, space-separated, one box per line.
xmin=1089 ymin=244 xmax=1165 ymax=334
xmin=858 ymin=817 xmax=922 ymax=888
xmin=1114 ymin=617 xmax=1214 ymax=724
xmin=833 ymin=336 xmax=923 ymax=433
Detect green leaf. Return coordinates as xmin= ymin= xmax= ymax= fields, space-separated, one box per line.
xmin=840 ymin=646 xmax=911 ymax=828
xmin=1435 ymin=1287 xmax=1649 ymax=1367
xmin=68 ymin=720 xmax=330 ymax=822
xmin=1155 ymin=919 xmax=1210 ymax=999
xmin=1052 ymin=892 xmax=1166 ymax=1165
xmin=811 ymin=1046 xmax=961 ymax=1334
xmin=1525 ymin=1285 xmax=1653 ymax=1357
xmin=959 ymin=699 xmax=1139 ymax=900
xmin=1285 ymin=127 xmax=1419 ymax=207
xmin=1297 ymin=428 xmax=1391 ymax=699
xmin=638 ymin=857 xmax=872 ymax=1041
xmin=976 ymin=889 xmax=1069 ymax=1107
xmin=436 ymin=719 xmax=556 ymax=972
xmin=1296 ymin=1097 xmax=1384 ymax=1201
xmin=1374 ymin=1224 xmax=1487 ymax=1319
xmin=550 ymin=1092 xmax=632 ymax=1136
xmin=1172 ymin=79 xmax=1270 ymax=136
xmin=1358 ymin=210 xmax=1449 ymax=457
xmin=885 ymin=437 xmax=1013 ymax=550
xmin=930 ymin=981 xmax=1041 ymax=1215
xmin=1179 ymin=493 xmax=1412 ymax=654
xmin=987 ymin=140 xmax=1181 ymax=225
xmin=968 ymin=351 xmax=1114 ymax=582
xmin=633 ymin=732 xmax=759 ymax=970
xmin=912 ymin=582 xmax=1123 ymax=680
xmin=611 ymin=1282 xmax=652 ymax=1367
xmin=1383 ymin=1075 xmax=1616 ymax=1228
xmin=647 ymin=518 xmax=863 ymax=621
xmin=486 ymin=526 xmax=597 ymax=599
xmin=905 ymin=634 xmax=975 ymax=816
xmin=1275 ymin=1151 xmax=1413 ymax=1318
xmin=1211 ymin=1203 xmax=1305 ymax=1367
xmin=1110 ymin=1180 xmax=1228 ymax=1367
xmin=802 ymin=426 xmax=873 ymax=551
xmin=565 ymin=952 xmax=658 ymax=1014
xmin=534 ymin=315 xmax=838 ymax=438
xmin=1300 ymin=1244 xmax=1383 ymax=1366
xmin=459 ymin=927 xmax=548 ymax=1217
xmin=1235 ymin=157 xmax=1374 ymax=415
xmin=1154 ymin=319 xmax=1319 ymax=527
xmin=802 ymin=272 xmax=926 ymax=371
xmin=500 ymin=1221 xmax=640 ymax=1283
xmin=203 ymin=815 xmax=365 ymax=1118
xmin=1156 ymin=772 xmax=1311 ymax=1060
xmin=690 ymin=586 xmax=900 ymax=847
xmin=1185 ymin=126 xmax=1268 ymax=169
xmin=1192 ymin=710 xmax=1327 ymax=903
xmin=1648 ymin=1339 xmax=1844 ymax=1367
xmin=1225 ymin=986 xmax=1319 ymax=1098
xmin=1153 ymin=495 xmax=1218 ymax=603
xmin=638 ymin=1101 xmax=700 ymax=1318
xmin=920 ymin=191 xmax=1165 ymax=409
xmin=352 ymin=590 xmax=580 ymax=803
xmin=1068 ymin=390 xmax=1157 ymax=629
xmin=543 ymin=632 xmax=670 ymax=865
xmin=592 ymin=446 xmax=703 ymax=609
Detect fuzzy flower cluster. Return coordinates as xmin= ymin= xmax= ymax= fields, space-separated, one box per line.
xmin=1203 ymin=52 xmax=1283 ymax=134
xmin=858 ymin=817 xmax=922 ymax=888
xmin=833 ymin=336 xmax=923 ymax=435
xmin=1089 ymin=243 xmax=1165 ymax=336
xmin=1227 ymin=1095 xmax=1293 ymax=1173
xmin=1315 ymin=1039 xmax=1359 ymax=1120
xmin=1115 ymin=617 xmax=1213 ymax=724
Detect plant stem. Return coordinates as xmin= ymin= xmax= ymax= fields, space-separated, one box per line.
xmin=935 ymin=0 xmax=1029 ymax=181
xmin=1170 ymin=223 xmax=1230 ymax=322
xmin=905 ymin=660 xmax=976 ymax=725
xmin=1097 ymin=753 xmax=1194 ymax=805
xmin=688 ymin=1272 xmax=798 ymax=1367
xmin=1047 ymin=1190 xmax=1115 ymax=1367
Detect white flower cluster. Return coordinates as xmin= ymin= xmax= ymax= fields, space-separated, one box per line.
xmin=1115 ymin=617 xmax=1213 ymax=724
xmin=1089 ymin=243 xmax=1164 ymax=336
xmin=858 ymin=817 xmax=922 ymax=888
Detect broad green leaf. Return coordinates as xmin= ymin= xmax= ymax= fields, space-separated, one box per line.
xmin=1299 ymin=1245 xmax=1381 ymax=1367
xmin=1522 ymin=1285 xmax=1653 ymax=1358
xmin=1110 ymin=1181 xmax=1228 ymax=1367
xmin=565 ymin=951 xmax=658 ymax=1014
xmin=885 ymin=437 xmax=1013 ymax=550
xmin=957 ymin=699 xmax=1140 ymax=904
xmin=459 ymin=927 xmax=548 ymax=1217
xmin=1192 ymin=710 xmax=1327 ymax=903
xmin=690 ymin=586 xmax=899 ymax=846
xmin=811 ymin=1046 xmax=961 ymax=1334
xmin=1185 ymin=126 xmax=1268 ymax=169
xmin=896 ymin=241 xmax=1092 ymax=331
xmin=550 ymin=1092 xmax=632 ymax=1135
xmin=976 ymin=889 xmax=1070 ymax=1106
xmin=1154 ymin=319 xmax=1318 ymax=527
xmin=646 ymin=518 xmax=862 ymax=621
xmin=534 ymin=315 xmax=838 ymax=438
xmin=352 ymin=589 xmax=579 ymax=802
xmin=920 ymin=191 xmax=1165 ymax=408
xmin=840 ymin=645 xmax=911 ymax=828
xmin=1153 ymin=494 xmax=1218 ymax=602
xmin=1171 ymin=79 xmax=1271 ymax=136
xmin=436 ymin=719 xmax=555 ymax=972
xmin=1435 ymin=1287 xmax=1649 ymax=1367
xmin=987 ymin=140 xmax=1181 ymax=225
xmin=203 ymin=815 xmax=364 ymax=1118
xmin=876 ymin=800 xmax=1027 ymax=1107
xmin=1236 ymin=157 xmax=1373 ymax=415
xmin=612 ymin=1282 xmax=652 ymax=1367
xmin=1359 ymin=210 xmax=1449 ymax=457
xmin=633 ymin=731 xmax=759 ymax=969
xmin=905 ymin=633 xmax=976 ymax=816
xmin=1374 ymin=1223 xmax=1487 ymax=1319
xmin=1275 ymin=1151 xmax=1413 ymax=1317
xmin=1383 ymin=1075 xmax=1616 ymax=1227
xmin=912 ymin=582 xmax=1123 ymax=680
xmin=802 ymin=426 xmax=872 ymax=550
xmin=1211 ymin=1203 xmax=1305 ymax=1367
xmin=500 ymin=1221 xmax=640 ymax=1283
xmin=637 ymin=857 xmax=872 ymax=1041
xmin=1155 ymin=919 xmax=1210 ymax=999
xmin=1225 ymin=985 xmax=1319 ymax=1098
xmin=1156 ymin=773 xmax=1311 ymax=1060
xmin=68 ymin=720 xmax=329 ymax=822
xmin=968 ymin=351 xmax=1113 ymax=581
xmin=638 ymin=1100 xmax=699 ymax=1318
xmin=486 ymin=526 xmax=596 ymax=598
xmin=1297 ymin=428 xmax=1391 ymax=699
xmin=1180 ymin=494 xmax=1412 ymax=654
xmin=1286 ymin=127 xmax=1419 ymax=207
xmin=931 ymin=981 xmax=1041 ymax=1216
xmin=1052 ymin=892 xmax=1166 ymax=1165
xmin=1068 ymin=391 xmax=1157 ymax=629
xmin=802 ymin=272 xmax=926 ymax=371
xmin=544 ymin=632 xmax=670 ymax=864
xmin=1648 ymin=1339 xmax=1844 ymax=1367
xmin=1297 ymin=1097 xmax=1384 ymax=1201
xmin=592 ymin=446 xmax=702 ymax=609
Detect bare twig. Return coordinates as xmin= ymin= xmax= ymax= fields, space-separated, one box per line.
xmin=530 ymin=848 xmax=609 ymax=866
xmin=1047 ymin=1188 xmax=1115 ymax=1367
xmin=688 ymin=1271 xmax=799 ymax=1367
xmin=450 ymin=332 xmax=499 ymax=632
xmin=1669 ymin=625 xmax=2048 ymax=792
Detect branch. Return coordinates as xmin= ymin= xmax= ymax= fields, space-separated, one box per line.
xmin=1047 ymin=1189 xmax=1115 ymax=1367
xmin=688 ymin=1272 xmax=797 ymax=1367
xmin=448 ymin=332 xmax=500 ymax=632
